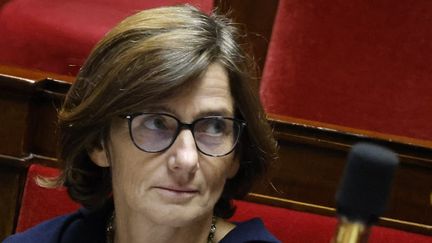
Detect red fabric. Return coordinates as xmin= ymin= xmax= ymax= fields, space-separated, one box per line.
xmin=232 ymin=200 xmax=432 ymax=243
xmin=15 ymin=164 xmax=79 ymax=232
xmin=0 ymin=0 xmax=213 ymax=76
xmin=260 ymin=0 xmax=432 ymax=140
xmin=232 ymin=200 xmax=337 ymax=242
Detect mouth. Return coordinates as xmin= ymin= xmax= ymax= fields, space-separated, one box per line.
xmin=153 ymin=186 xmax=200 ymax=201
xmin=154 ymin=186 xmax=199 ymax=194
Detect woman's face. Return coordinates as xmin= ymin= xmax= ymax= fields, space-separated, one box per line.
xmin=90 ymin=63 xmax=239 ymax=226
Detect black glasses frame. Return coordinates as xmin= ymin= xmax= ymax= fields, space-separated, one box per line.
xmin=121 ymin=112 xmax=246 ymax=157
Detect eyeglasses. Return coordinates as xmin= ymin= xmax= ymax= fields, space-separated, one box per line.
xmin=122 ymin=112 xmax=246 ymax=157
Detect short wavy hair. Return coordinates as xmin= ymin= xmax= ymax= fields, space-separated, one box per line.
xmin=56 ymin=4 xmax=277 ymax=218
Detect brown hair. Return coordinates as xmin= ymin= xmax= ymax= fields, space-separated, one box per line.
xmin=57 ymin=4 xmax=278 ymax=218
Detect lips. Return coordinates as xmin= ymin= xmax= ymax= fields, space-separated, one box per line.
xmin=152 ymin=186 xmax=199 ymax=202
xmin=153 ymin=186 xmax=199 ymax=194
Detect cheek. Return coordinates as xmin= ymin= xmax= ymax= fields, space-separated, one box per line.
xmin=110 ymin=155 xmax=164 ymax=211
xmin=111 ymin=156 xmax=143 ymax=198
xmin=109 ymin=140 xmax=159 ymax=200
xmin=202 ymin=155 xmax=236 ymax=192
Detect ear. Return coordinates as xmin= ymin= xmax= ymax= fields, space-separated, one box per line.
xmin=88 ymin=146 xmax=110 ymax=168
xmin=227 ymin=158 xmax=240 ymax=179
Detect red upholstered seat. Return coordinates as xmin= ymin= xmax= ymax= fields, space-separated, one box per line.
xmin=259 ymin=0 xmax=432 ymax=141
xmin=231 ymin=200 xmax=432 ymax=243
xmin=231 ymin=200 xmax=336 ymax=242
xmin=0 ymin=0 xmax=213 ymax=76
xmin=17 ymin=164 xmax=431 ymax=242
xmin=15 ymin=164 xmax=79 ymax=232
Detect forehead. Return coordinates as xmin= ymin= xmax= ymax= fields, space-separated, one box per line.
xmin=150 ymin=63 xmax=234 ymax=118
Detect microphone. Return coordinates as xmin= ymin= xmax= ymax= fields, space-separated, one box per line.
xmin=332 ymin=143 xmax=399 ymax=243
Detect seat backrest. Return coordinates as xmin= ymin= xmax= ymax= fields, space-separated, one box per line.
xmin=0 ymin=0 xmax=214 ymax=76
xmin=259 ymin=0 xmax=432 ymax=141
xmin=15 ymin=164 xmax=79 ymax=232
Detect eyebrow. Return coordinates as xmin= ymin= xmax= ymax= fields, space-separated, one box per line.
xmin=195 ymin=109 xmax=234 ymax=118
xmin=143 ymin=106 xmax=234 ymax=119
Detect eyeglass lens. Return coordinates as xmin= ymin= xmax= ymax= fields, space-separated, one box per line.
xmin=129 ymin=113 xmax=243 ymax=156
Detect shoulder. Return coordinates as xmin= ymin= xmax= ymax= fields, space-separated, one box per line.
xmin=220 ymin=218 xmax=281 ymax=243
xmin=3 ymin=211 xmax=81 ymax=243
xmin=3 ymin=207 xmax=108 ymax=243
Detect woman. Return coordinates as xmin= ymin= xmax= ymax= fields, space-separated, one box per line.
xmin=5 ymin=4 xmax=279 ymax=243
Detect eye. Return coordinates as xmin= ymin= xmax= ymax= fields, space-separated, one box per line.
xmin=142 ymin=115 xmax=171 ymax=131
xmin=197 ymin=118 xmax=228 ymax=135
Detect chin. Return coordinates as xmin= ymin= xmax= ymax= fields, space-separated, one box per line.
xmin=145 ymin=204 xmax=210 ymax=226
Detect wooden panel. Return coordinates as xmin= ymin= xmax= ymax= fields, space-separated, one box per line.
xmin=0 ymin=65 xmax=75 ymax=84
xmin=0 ymin=158 xmax=26 ymax=241
xmin=0 ymin=74 xmax=68 ymax=159
xmin=27 ymin=79 xmax=69 ymax=157
xmin=0 ymin=75 xmax=33 ymax=157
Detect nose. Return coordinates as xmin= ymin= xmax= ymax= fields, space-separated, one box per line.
xmin=167 ymin=129 xmax=199 ymax=175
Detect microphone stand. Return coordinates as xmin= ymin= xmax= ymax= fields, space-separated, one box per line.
xmin=332 ymin=217 xmax=370 ymax=243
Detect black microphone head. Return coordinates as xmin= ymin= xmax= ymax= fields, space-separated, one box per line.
xmin=336 ymin=142 xmax=399 ymax=225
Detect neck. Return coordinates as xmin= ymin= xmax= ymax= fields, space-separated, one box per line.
xmin=110 ymin=208 xmax=216 ymax=243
